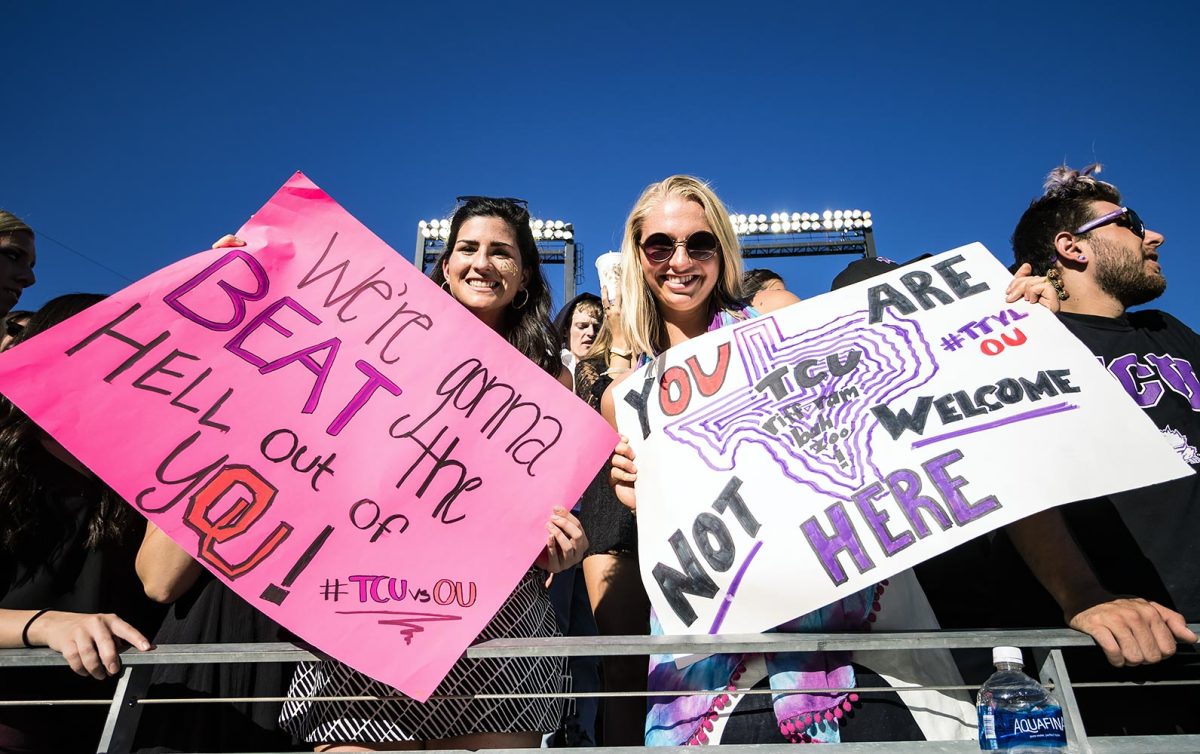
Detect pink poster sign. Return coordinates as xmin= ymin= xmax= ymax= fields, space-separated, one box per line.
xmin=0 ymin=173 xmax=617 ymax=701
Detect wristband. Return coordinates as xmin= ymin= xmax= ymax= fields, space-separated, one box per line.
xmin=21 ymin=609 xmax=51 ymax=648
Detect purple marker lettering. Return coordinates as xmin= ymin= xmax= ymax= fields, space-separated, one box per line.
xmin=164 ymin=250 xmax=270 ymax=331
xmin=922 ymin=449 xmax=1000 ymax=525
xmin=326 ymin=360 xmax=403 ymax=436
xmin=800 ymin=501 xmax=875 ymax=586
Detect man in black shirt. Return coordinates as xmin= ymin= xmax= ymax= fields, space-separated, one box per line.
xmin=1003 ymin=164 xmax=1198 ymax=733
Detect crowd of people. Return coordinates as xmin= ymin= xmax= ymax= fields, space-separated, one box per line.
xmin=0 ymin=165 xmax=1196 ymax=752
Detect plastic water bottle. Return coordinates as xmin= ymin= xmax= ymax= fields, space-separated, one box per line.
xmin=976 ymin=646 xmax=1067 ymax=752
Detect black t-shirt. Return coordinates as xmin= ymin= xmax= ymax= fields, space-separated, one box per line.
xmin=989 ymin=310 xmax=1200 ymax=735
xmin=0 ymin=444 xmax=162 ymax=753
xmin=996 ymin=310 xmax=1200 ymax=624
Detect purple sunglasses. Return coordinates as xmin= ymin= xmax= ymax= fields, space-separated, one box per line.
xmin=1073 ymin=207 xmax=1146 ymax=239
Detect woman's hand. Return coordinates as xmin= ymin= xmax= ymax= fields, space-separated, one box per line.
xmin=212 ymin=234 xmax=245 ymax=249
xmin=535 ymin=506 xmax=588 ymax=574
xmin=28 ymin=611 xmax=152 ymax=679
xmin=1005 ymin=263 xmax=1062 ymax=312
xmin=610 ymin=435 xmax=638 ymax=512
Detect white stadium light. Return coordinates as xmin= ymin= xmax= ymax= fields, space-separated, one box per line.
xmin=729 ymin=206 xmax=873 ymax=235
xmin=525 ymin=218 xmax=576 ymax=243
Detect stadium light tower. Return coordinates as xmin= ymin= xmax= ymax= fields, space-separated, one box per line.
xmin=414 ymin=217 xmax=583 ymax=300
xmin=731 ymin=209 xmax=876 ymax=260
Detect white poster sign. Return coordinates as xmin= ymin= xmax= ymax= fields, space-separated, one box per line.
xmin=614 ymin=244 xmax=1192 ymax=636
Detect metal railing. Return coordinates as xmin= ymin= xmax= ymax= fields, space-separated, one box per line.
xmin=1 ymin=627 xmax=1197 ymax=754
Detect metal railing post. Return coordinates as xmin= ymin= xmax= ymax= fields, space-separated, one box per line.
xmin=95 ymin=663 xmax=151 ymax=754
xmin=1034 ymin=647 xmax=1091 ymax=754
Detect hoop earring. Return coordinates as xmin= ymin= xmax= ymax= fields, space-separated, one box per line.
xmin=1046 ymin=267 xmax=1069 ymax=301
xmin=441 ymin=281 xmax=452 ymax=293
xmin=512 ymin=288 xmax=530 ymax=310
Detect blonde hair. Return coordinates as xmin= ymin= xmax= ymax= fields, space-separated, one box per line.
xmin=617 ymin=175 xmax=744 ymax=357
xmin=0 ymin=211 xmax=33 ymax=238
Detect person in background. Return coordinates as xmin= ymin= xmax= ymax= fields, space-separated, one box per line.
xmin=0 ymin=211 xmax=38 ymax=317
xmin=741 ymin=267 xmax=788 ymax=310
xmin=572 ymin=267 xmax=645 ymax=746
xmin=547 ymin=295 xmax=606 ymax=745
xmin=554 ymin=293 xmax=602 ymax=386
xmin=0 ymin=294 xmax=162 ymax=754
xmin=1002 ymin=164 xmax=1198 ymax=734
xmin=0 ymin=311 xmax=32 ymax=352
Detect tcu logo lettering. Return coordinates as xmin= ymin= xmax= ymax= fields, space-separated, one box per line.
xmin=1107 ymin=353 xmax=1200 ymax=410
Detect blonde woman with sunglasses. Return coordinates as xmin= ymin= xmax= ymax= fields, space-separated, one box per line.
xmin=602 ymin=176 xmax=896 ymax=746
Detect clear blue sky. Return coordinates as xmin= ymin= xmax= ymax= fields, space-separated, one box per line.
xmin=6 ymin=1 xmax=1198 ymax=326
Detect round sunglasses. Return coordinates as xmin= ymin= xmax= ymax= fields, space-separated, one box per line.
xmin=639 ymin=230 xmax=720 ymax=263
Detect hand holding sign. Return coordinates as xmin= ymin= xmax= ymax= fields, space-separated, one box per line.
xmin=607 ymin=433 xmax=638 ymax=511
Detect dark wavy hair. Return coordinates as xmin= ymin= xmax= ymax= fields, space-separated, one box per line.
xmin=553 ymin=293 xmax=602 ymax=352
xmin=0 ymin=293 xmax=136 ymax=556
xmin=742 ymin=268 xmax=784 ymax=299
xmin=1011 ymin=164 xmax=1123 ymax=276
xmin=429 ymin=197 xmax=560 ymax=375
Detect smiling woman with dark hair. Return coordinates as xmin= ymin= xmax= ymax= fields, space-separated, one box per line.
xmin=430 ymin=197 xmax=561 ymax=376
xmin=270 ymin=196 xmax=589 ymax=752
